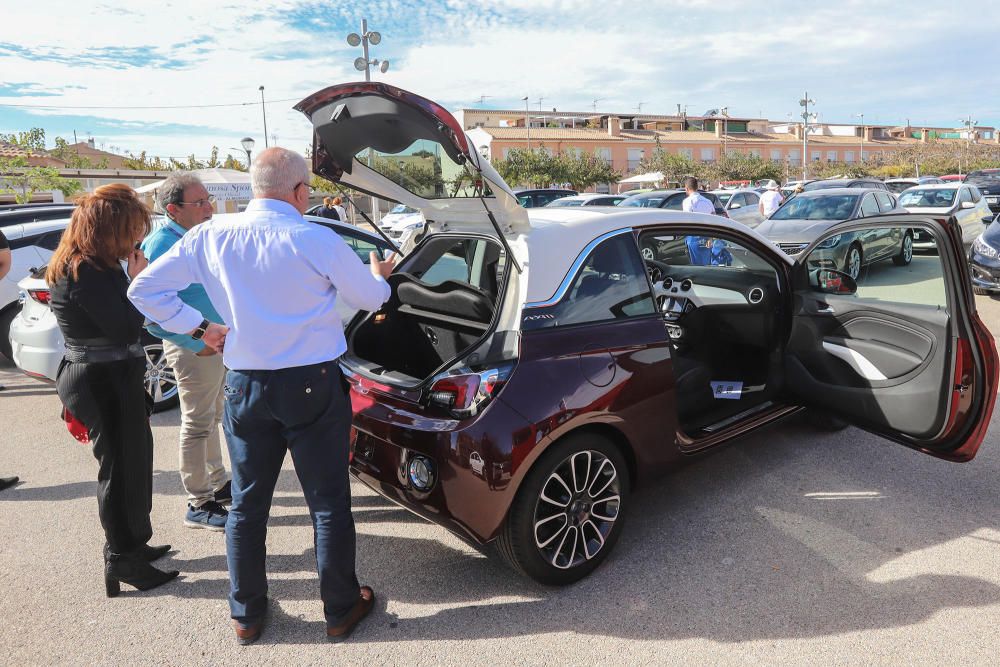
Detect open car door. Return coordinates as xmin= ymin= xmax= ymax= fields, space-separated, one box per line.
xmin=786 ymin=214 xmax=998 ymax=461
xmin=294 ymin=82 xmax=528 ymax=238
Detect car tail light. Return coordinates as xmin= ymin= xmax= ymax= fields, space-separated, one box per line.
xmin=426 ymin=364 xmax=513 ymax=418
xmin=27 ymin=288 xmax=51 ymax=305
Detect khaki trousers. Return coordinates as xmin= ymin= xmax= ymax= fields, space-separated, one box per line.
xmin=163 ymin=340 xmax=228 ymax=507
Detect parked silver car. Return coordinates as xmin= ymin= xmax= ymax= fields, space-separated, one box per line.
xmin=710 ymin=189 xmax=765 ymax=228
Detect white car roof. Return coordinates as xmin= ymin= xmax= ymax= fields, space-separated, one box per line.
xmin=519 ymin=207 xmax=792 ymax=304
xmin=899 ymin=183 xmax=962 ymax=191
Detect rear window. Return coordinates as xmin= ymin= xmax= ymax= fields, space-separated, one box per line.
xmin=966 ymin=171 xmax=1000 ymax=185
xmin=898 ymin=188 xmax=956 ymax=207
xmin=621 ymin=194 xmax=667 ymax=208
xmin=545 ymin=198 xmax=585 ymax=207
xmin=769 ymin=194 xmax=859 ymax=220
xmin=366 ymin=139 xmax=489 ymax=200
xmin=885 ymin=181 xmax=915 ymax=194
xmin=408 ymin=236 xmax=505 ymax=292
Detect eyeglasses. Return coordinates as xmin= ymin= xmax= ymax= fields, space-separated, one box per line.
xmin=178 ymin=195 xmax=216 ymax=207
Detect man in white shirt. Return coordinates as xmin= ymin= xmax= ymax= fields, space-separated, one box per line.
xmin=128 ymin=147 xmax=393 ymax=645
xmin=682 ymin=176 xmax=716 ymax=214
xmin=759 ymin=182 xmax=784 ymax=218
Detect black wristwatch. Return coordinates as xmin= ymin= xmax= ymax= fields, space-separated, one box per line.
xmin=191 ymin=318 xmax=210 ymax=341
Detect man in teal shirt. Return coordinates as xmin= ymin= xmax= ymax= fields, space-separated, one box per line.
xmin=142 ymin=172 xmax=230 ymax=531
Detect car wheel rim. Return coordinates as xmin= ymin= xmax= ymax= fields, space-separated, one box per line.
xmin=143 ymin=343 xmax=178 ymax=405
xmin=532 ymin=450 xmax=621 ymax=570
xmin=903 ymin=236 xmax=913 ymax=263
xmin=848 ymin=248 xmax=861 ymax=280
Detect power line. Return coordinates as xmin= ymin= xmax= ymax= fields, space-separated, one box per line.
xmin=0 ymin=97 xmax=301 ymax=110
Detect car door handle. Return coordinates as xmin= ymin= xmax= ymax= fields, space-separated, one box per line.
xmin=815 ymin=303 xmax=835 ymax=315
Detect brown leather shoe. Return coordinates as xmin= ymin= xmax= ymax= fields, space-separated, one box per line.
xmin=326 ymin=586 xmax=375 ymax=642
xmin=233 ymin=619 xmax=263 ymax=646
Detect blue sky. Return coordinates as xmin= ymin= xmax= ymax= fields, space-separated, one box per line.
xmin=1 ymin=0 xmax=998 ymax=160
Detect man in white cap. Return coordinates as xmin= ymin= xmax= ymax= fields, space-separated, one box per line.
xmin=759 ymin=182 xmax=784 ymax=218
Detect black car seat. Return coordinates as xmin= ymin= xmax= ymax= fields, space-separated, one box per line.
xmin=574 ymin=242 xmax=621 ymax=300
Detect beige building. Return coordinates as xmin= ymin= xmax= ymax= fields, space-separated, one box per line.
xmin=456 ymin=108 xmax=997 ymax=191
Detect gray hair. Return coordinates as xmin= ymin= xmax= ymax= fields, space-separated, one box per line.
xmin=157 ymin=171 xmax=205 ymax=212
xmin=250 ymin=147 xmax=310 ymax=197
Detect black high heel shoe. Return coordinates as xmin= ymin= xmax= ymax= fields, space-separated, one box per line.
xmin=104 ymin=552 xmax=179 ymax=597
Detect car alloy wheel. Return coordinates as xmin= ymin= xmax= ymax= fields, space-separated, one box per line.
xmin=496 ymin=434 xmax=629 ymax=585
xmin=846 ymin=245 xmax=862 ymax=280
xmin=143 ymin=341 xmax=179 ymax=412
xmin=893 ymin=233 xmax=913 ymax=266
xmin=533 ymin=450 xmax=622 ymax=570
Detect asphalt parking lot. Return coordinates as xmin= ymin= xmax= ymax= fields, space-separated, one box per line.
xmin=1 ymin=298 xmax=999 ymax=665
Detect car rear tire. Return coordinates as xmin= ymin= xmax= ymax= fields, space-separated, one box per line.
xmin=496 ymin=433 xmax=630 ymax=586
xmin=0 ymin=305 xmax=20 ymax=362
xmin=141 ymin=334 xmax=179 ymax=413
xmin=845 ymin=244 xmax=863 ymax=280
xmin=892 ymin=232 xmax=913 ymax=266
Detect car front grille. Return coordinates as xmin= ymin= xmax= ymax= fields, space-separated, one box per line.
xmin=778 ymin=243 xmax=809 ymax=255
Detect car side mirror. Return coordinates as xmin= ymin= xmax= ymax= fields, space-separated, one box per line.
xmin=961 ymin=201 xmax=975 ymax=209
xmin=814 ymin=269 xmax=857 ymax=295
xmin=983 ymin=215 xmax=996 ymax=225
xmin=730 ymin=202 xmax=741 ymax=209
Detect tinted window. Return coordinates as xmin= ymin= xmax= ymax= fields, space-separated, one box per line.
xmin=546 ymin=198 xmax=585 ymax=207
xmin=524 ymin=233 xmax=654 ymax=330
xmin=959 ymin=187 xmax=973 ymax=204
xmin=875 ymin=192 xmax=895 ymax=212
xmin=622 ymin=194 xmax=668 ymax=208
xmin=715 ymin=192 xmax=734 ymax=205
xmin=730 ymin=194 xmax=746 ymax=207
xmin=337 ymin=230 xmax=386 ymax=264
xmin=662 ymin=193 xmax=688 ymax=210
xmin=969 ymin=186 xmax=982 ymax=202
xmin=744 ymin=192 xmax=760 ymax=205
xmin=30 ymin=230 xmax=65 ymax=251
xmin=885 ymin=181 xmax=915 ymax=194
xmin=770 ymin=194 xmax=859 ymax=221
xmin=966 ymin=171 xmax=1000 ymax=185
xmin=859 ymin=194 xmax=879 ymax=217
xmin=412 ymin=237 xmax=503 ymax=289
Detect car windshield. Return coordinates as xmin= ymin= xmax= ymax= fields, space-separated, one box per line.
xmin=546 ymin=198 xmax=585 ymax=207
xmin=389 ymin=204 xmax=418 ymax=214
xmin=621 ymin=194 xmax=668 ymax=207
xmin=898 ymin=188 xmax=956 ymax=208
xmin=768 ymin=194 xmax=859 ymax=220
xmin=966 ymin=171 xmax=1000 ymax=185
xmin=885 ymin=181 xmax=916 ymax=194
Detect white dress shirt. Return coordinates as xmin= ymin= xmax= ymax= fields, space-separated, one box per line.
xmin=683 ymin=192 xmax=715 ymax=214
xmin=127 ymin=198 xmax=391 ymax=370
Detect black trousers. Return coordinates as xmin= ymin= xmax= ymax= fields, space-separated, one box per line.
xmin=56 ymin=357 xmax=154 ymax=554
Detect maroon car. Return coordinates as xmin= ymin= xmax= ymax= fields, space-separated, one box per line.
xmin=295 ymin=83 xmax=999 ymax=585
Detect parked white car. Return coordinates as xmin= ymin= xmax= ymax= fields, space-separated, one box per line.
xmin=897 ymin=183 xmax=993 ymax=249
xmin=9 ymin=215 xmax=394 ymax=412
xmin=1 ymin=216 xmax=70 ymax=361
xmin=710 ymin=189 xmax=765 ymax=228
xmin=379 ymin=204 xmax=425 ymax=242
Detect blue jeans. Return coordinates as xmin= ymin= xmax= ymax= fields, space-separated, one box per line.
xmin=222 ymin=360 xmax=359 ymax=627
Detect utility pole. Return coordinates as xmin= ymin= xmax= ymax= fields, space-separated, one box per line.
xmin=799 ymin=92 xmax=816 ymax=180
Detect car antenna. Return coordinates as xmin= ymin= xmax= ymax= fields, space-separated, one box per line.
xmin=334 ymin=186 xmax=402 ymax=255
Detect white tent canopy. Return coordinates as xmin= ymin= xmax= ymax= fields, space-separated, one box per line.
xmin=135 ymin=168 xmax=252 ymax=202
xmin=618 ymin=171 xmax=664 ymax=184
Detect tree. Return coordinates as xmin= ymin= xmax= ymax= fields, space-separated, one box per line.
xmin=123 ymin=151 xmax=172 ymax=171
xmin=493 ymin=148 xmax=619 ymax=190
xmin=0 ymin=128 xmax=82 ymax=202
xmin=705 ymin=152 xmax=784 ymax=184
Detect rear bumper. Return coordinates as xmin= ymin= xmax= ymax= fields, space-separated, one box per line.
xmin=348 ymin=386 xmax=531 ymax=545
xmin=9 ymin=314 xmax=62 ymax=381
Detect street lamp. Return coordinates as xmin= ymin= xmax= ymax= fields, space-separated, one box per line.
xmin=347 ymin=18 xmax=390 ymax=82
xmin=259 ymin=87 xmax=268 ymax=148
xmin=347 ymin=18 xmax=390 ymax=224
xmin=855 ymin=113 xmax=864 ymax=165
xmin=522 ymin=96 xmax=530 ymax=149
xmin=799 ymin=92 xmax=816 ymax=180
xmin=236 ymin=136 xmax=255 ymax=168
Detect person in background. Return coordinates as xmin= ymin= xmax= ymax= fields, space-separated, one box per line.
xmin=46 ymin=184 xmax=178 ymax=596
xmin=759 ymin=182 xmax=784 ymax=218
xmin=144 ymin=172 xmax=231 ymax=532
xmin=0 ymin=227 xmax=18 ymax=492
xmin=317 ymin=196 xmax=341 ymax=221
xmin=331 ymin=196 xmax=347 ymax=223
xmin=682 ymin=176 xmax=715 ymax=214
xmin=128 ymin=148 xmax=395 ymax=645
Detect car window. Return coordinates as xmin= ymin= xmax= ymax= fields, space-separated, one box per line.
xmin=969 ymin=186 xmax=982 ymax=202
xmin=715 ymin=192 xmax=734 ymax=205
xmin=32 ymin=230 xmax=65 ymax=251
xmin=898 ymin=188 xmax=956 ymax=208
xmin=546 ymin=198 xmax=584 ymax=207
xmin=770 ymin=194 xmax=859 ymax=221
xmin=639 ymin=233 xmax=775 ymax=271
xmin=730 ymin=194 xmax=746 ymax=207
xmin=662 ymin=193 xmax=687 ymax=210
xmin=874 ymin=192 xmax=895 ymax=212
xmin=517 ymin=195 xmax=534 ymax=208
xmin=337 ymin=230 xmax=386 ymax=263
xmin=806 ymin=226 xmax=946 ymax=308
xmin=959 ymin=187 xmax=973 ymax=204
xmin=744 ymin=192 xmax=760 ymax=205
xmin=859 ymin=194 xmax=879 ymax=217
xmin=849 ymin=181 xmax=869 ymax=188
xmin=413 ymin=237 xmax=502 ymax=289
xmin=522 ymin=233 xmax=655 ymax=330
xmin=622 ymin=194 xmax=668 ymax=208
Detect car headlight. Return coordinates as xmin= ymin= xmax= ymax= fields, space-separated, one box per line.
xmin=973 ymin=235 xmax=999 ymax=259
xmin=405 ymin=221 xmax=423 ymax=230
xmin=816 ymin=234 xmax=842 ymax=249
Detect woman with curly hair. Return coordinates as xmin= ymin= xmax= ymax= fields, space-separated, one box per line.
xmin=47 ymin=184 xmax=178 ymax=596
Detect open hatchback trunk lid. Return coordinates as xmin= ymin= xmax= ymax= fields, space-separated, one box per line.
xmin=294 ymin=82 xmax=528 ymax=236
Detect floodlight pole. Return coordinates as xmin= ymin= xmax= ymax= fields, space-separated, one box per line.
xmin=361 ymin=18 xmax=371 ymax=82
xmin=799 ymin=92 xmax=815 ymax=180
